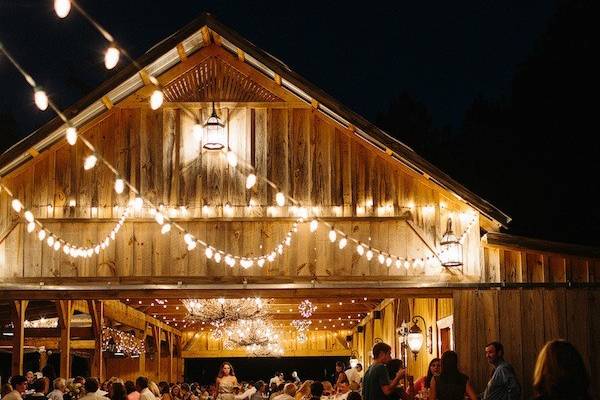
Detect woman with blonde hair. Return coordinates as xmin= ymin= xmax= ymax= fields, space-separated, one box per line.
xmin=295 ymin=381 xmax=312 ymax=400
xmin=533 ymin=339 xmax=592 ymax=400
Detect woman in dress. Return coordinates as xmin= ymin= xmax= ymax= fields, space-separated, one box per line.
xmin=216 ymin=362 xmax=239 ymax=400
xmin=333 ymin=363 xmax=348 ymax=391
xmin=430 ymin=351 xmax=477 ymax=400
xmin=411 ymin=358 xmax=440 ymax=395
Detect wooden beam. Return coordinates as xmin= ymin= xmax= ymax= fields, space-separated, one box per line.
xmin=176 ymin=43 xmax=188 ymax=62
xmin=56 ymin=300 xmax=74 ymax=378
xmin=136 ymin=323 xmax=147 ymax=376
xmin=167 ymin=331 xmax=174 ymax=382
xmin=88 ymin=300 xmax=104 ymax=381
xmin=151 ymin=325 xmax=161 ymax=381
xmin=0 ymin=338 xmax=95 ymax=349
xmin=11 ymin=300 xmax=28 ymax=375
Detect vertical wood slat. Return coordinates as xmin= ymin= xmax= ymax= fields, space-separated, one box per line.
xmin=520 ymin=289 xmax=545 ymax=400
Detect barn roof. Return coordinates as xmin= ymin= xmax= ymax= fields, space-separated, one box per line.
xmin=0 ymin=13 xmax=511 ymax=226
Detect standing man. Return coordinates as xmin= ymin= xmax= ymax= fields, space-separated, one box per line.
xmin=362 ymin=342 xmax=404 ymax=400
xmin=4 ymin=376 xmax=28 ymax=400
xmin=482 ymin=342 xmax=521 ymax=400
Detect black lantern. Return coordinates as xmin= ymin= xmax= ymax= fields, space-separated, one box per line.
xmin=440 ymin=218 xmax=463 ymax=268
xmin=203 ymin=102 xmax=225 ymax=150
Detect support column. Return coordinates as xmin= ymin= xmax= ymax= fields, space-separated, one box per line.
xmin=88 ymin=300 xmax=104 ymax=382
xmin=57 ymin=300 xmax=74 ymax=378
xmin=167 ymin=332 xmax=174 ymax=383
xmin=151 ymin=325 xmax=161 ymax=381
xmin=11 ymin=300 xmax=28 ymax=376
xmin=137 ymin=324 xmax=148 ymax=376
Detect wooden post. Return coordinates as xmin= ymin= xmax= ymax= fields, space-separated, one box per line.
xmin=11 ymin=300 xmax=28 ymax=376
xmin=39 ymin=350 xmax=48 ymax=370
xmin=56 ymin=300 xmax=74 ymax=378
xmin=152 ymin=325 xmax=161 ymax=381
xmin=137 ymin=324 xmax=148 ymax=376
xmin=88 ymin=300 xmax=104 ymax=381
xmin=167 ymin=331 xmax=174 ymax=383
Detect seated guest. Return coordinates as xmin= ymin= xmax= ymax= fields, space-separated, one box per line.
xmin=249 ymin=382 xmax=265 ymax=400
xmin=345 ymin=394 xmax=360 ymax=400
xmin=319 ymin=383 xmax=333 ymax=400
xmin=412 ymin=358 xmax=440 ymax=395
xmin=268 ymin=385 xmax=284 ymax=400
xmin=272 ymin=384 xmax=295 ymax=400
xmin=2 ymin=384 xmax=14 ymax=399
xmin=308 ymin=383 xmax=323 ymax=400
xmin=333 ymin=383 xmax=349 ymax=400
xmin=532 ymin=339 xmax=592 ymax=400
xmin=80 ymin=379 xmax=105 ymax=400
xmin=430 ymin=351 xmax=477 ymax=400
xmin=385 ymin=360 xmax=413 ymax=400
xmin=47 ymin=379 xmax=66 ymax=400
xmin=295 ymin=381 xmax=312 ymax=400
xmin=5 ymin=376 xmax=28 ymax=400
xmin=25 ymin=379 xmax=48 ymax=400
xmin=344 ymin=365 xmax=362 ymax=389
xmin=158 ymin=383 xmax=171 ymax=400
xmin=124 ymin=382 xmax=139 ymax=400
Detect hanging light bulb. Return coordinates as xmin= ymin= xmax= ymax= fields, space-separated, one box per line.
xmin=386 ymin=257 xmax=393 ymax=267
xmin=205 ymin=247 xmax=214 ymax=259
xmin=378 ymin=254 xmax=385 ymax=264
xmin=214 ymin=252 xmax=222 ymax=263
xmin=47 ymin=236 xmax=55 ymax=247
xmin=328 ymin=228 xmax=337 ymax=243
xmin=66 ymin=126 xmax=78 ymax=145
xmin=246 ymin=174 xmax=257 ymax=189
xmin=275 ymin=192 xmax=286 ymax=207
xmin=37 ymin=229 xmax=46 ymax=241
xmin=339 ymin=237 xmax=347 ymax=249
xmin=257 ymin=258 xmax=265 ymax=268
xmin=27 ymin=221 xmax=36 ymax=233
xmin=104 ymin=44 xmax=120 ymax=70
xmin=366 ymin=249 xmax=374 ymax=261
xmin=114 ymin=178 xmax=125 ymax=194
xmin=356 ymin=244 xmax=365 ymax=255
xmin=161 ymin=224 xmax=171 ymax=234
xmin=310 ymin=219 xmax=318 ymax=232
xmin=133 ymin=196 xmax=143 ymax=211
xmin=34 ymin=87 xmax=48 ymax=111
xmin=226 ymin=151 xmax=238 ymax=168
xmin=84 ymin=154 xmax=98 ymax=170
xmin=53 ymin=241 xmax=61 ymax=251
xmin=187 ymin=241 xmax=197 ymax=251
xmin=155 ymin=212 xmax=164 ymax=225
xmin=11 ymin=199 xmax=22 ymax=213
xmin=54 ymin=0 xmax=71 ymax=18
xmin=184 ymin=233 xmax=194 ymax=245
xmin=150 ymin=89 xmax=164 ymax=110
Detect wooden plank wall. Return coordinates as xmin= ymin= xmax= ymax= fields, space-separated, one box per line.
xmin=104 ymin=354 xmax=183 ymax=383
xmin=453 ymin=289 xmax=600 ymax=399
xmin=0 ymin=106 xmax=479 ymax=280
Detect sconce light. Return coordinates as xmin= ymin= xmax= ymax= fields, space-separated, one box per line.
xmin=440 ymin=217 xmax=463 ymax=268
xmin=203 ymin=101 xmax=225 ymax=150
xmin=399 ymin=316 xmax=432 ymax=361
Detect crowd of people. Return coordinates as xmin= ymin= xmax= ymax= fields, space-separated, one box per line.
xmin=0 ymin=338 xmax=593 ymax=400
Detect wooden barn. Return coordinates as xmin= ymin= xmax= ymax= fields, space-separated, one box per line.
xmin=0 ymin=13 xmax=598 ymax=398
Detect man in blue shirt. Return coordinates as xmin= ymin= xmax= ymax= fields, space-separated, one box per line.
xmin=482 ymin=342 xmax=521 ymax=400
xmin=362 ymin=342 xmax=405 ymax=400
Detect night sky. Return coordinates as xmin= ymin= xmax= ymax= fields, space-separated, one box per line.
xmin=1 ymin=0 xmax=597 ymax=246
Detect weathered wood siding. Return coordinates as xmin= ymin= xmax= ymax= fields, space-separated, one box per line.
xmin=0 ymin=102 xmax=479 ymax=280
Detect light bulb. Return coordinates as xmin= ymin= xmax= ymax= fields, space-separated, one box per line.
xmin=84 ymin=154 xmax=97 ymax=170
xmin=356 ymin=244 xmax=364 ymax=255
xmin=246 ymin=174 xmax=257 ymax=189
xmin=53 ymin=241 xmax=61 ymax=251
xmin=187 ymin=241 xmax=197 ymax=251
xmin=310 ymin=219 xmax=318 ymax=232
xmin=205 ymin=247 xmax=214 ymax=259
xmin=378 ymin=254 xmax=385 ymax=264
xmin=27 ymin=221 xmax=36 ymax=233
xmin=54 ymin=0 xmax=71 ymax=18
xmin=155 ymin=212 xmax=164 ymax=225
xmin=11 ymin=199 xmax=22 ymax=213
xmin=339 ymin=237 xmax=347 ymax=249
xmin=34 ymin=87 xmax=48 ymax=111
xmin=104 ymin=45 xmax=120 ymax=70
xmin=66 ymin=126 xmax=77 ymax=145
xmin=150 ymin=89 xmax=164 ymax=110
xmin=386 ymin=257 xmax=393 ymax=267
xmin=366 ymin=249 xmax=373 ymax=261
xmin=114 ymin=178 xmax=125 ymax=194
xmin=23 ymin=210 xmax=34 ymax=222
xmin=275 ymin=192 xmax=285 ymax=207
xmin=214 ymin=252 xmax=222 ymax=263
xmin=226 ymin=151 xmax=238 ymax=168
xmin=161 ymin=224 xmax=171 ymax=234
xmin=133 ymin=196 xmax=143 ymax=211
xmin=328 ymin=228 xmax=337 ymax=243
xmin=184 ymin=233 xmax=194 ymax=245
xmin=38 ymin=230 xmax=46 ymax=241
xmin=257 ymin=258 xmax=265 ymax=268
xmin=47 ymin=236 xmax=55 ymax=247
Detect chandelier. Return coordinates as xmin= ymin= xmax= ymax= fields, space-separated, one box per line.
xmin=224 ymin=319 xmax=279 ymax=348
xmin=182 ymin=298 xmax=268 ymax=337
xmin=246 ymin=342 xmax=285 ymax=357
xmin=298 ymin=299 xmax=316 ymax=318
xmin=101 ymin=326 xmax=145 ymax=357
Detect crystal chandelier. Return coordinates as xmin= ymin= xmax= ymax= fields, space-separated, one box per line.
xmin=246 ymin=342 xmax=285 ymax=357
xmin=291 ymin=319 xmax=312 ymax=344
xmin=101 ymin=326 xmax=145 ymax=357
xmin=298 ymin=299 xmax=316 ymax=318
xmin=224 ymin=319 xmax=278 ymax=348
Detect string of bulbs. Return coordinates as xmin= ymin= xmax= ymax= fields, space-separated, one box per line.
xmin=0 ymin=2 xmax=477 ymax=269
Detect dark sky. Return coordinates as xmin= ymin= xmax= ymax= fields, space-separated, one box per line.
xmin=4 ymin=0 xmax=598 ymax=247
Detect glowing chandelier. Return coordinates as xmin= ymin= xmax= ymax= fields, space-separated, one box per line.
xmin=101 ymin=326 xmax=145 ymax=357
xmin=224 ymin=319 xmax=279 ymax=348
xmin=181 ymin=298 xmax=268 ymax=336
xmin=246 ymin=341 xmax=285 ymax=357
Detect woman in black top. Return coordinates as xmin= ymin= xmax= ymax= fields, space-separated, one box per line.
xmin=430 ymin=351 xmax=477 ymax=400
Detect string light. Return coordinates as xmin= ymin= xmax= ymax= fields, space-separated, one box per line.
xmin=34 ymin=87 xmax=48 ymax=111
xmin=338 ymin=237 xmax=347 ymax=249
xmin=114 ymin=178 xmax=125 ymax=194
xmin=84 ymin=154 xmax=98 ymax=170
xmin=104 ymin=44 xmax=120 ymax=70
xmin=275 ymin=192 xmax=286 ymax=207
xmin=27 ymin=222 xmax=36 ymax=233
xmin=246 ymin=174 xmax=257 ymax=189
xmin=356 ymin=244 xmax=365 ymax=256
xmin=150 ymin=89 xmax=164 ymax=110
xmin=328 ymin=228 xmax=337 ymax=243
xmin=11 ymin=199 xmax=22 ymax=213
xmin=133 ymin=196 xmax=143 ymax=211
xmin=161 ymin=224 xmax=171 ymax=234
xmin=66 ymin=126 xmax=78 ymax=145
xmin=54 ymin=0 xmax=71 ymax=18
xmin=226 ymin=151 xmax=238 ymax=168
xmin=310 ymin=219 xmax=318 ymax=232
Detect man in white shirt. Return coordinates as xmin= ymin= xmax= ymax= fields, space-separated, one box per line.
xmin=269 ymin=373 xmax=283 ymax=387
xmin=136 ymin=377 xmax=157 ymax=400
xmin=47 ymin=378 xmax=66 ymax=400
xmin=4 ymin=376 xmax=28 ymax=400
